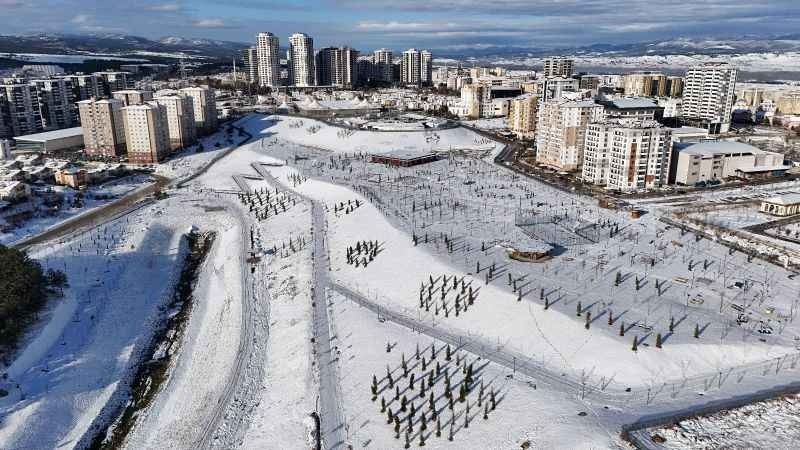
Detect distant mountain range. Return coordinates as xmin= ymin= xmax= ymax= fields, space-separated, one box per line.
xmin=437 ymin=34 xmax=800 ymax=59
xmin=2 ymin=32 xmax=800 ymax=76
xmin=0 ymin=33 xmax=249 ymax=60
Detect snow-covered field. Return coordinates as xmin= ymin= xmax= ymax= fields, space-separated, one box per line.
xmin=5 ymin=113 xmax=800 ymax=449
xmin=640 ymin=393 xmax=800 ymax=449
xmin=0 ymin=174 xmax=154 ymax=246
xmin=265 ymin=115 xmax=502 ymax=155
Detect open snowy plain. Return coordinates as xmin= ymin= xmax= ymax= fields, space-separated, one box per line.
xmin=2 ymin=113 xmax=800 ymax=449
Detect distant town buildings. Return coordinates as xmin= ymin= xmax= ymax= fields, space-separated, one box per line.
xmin=681 ymin=63 xmax=737 ymax=134
xmin=78 ymin=98 xmax=126 ymax=158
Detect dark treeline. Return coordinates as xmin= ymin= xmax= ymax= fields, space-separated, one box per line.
xmin=0 ymin=245 xmax=67 ymax=355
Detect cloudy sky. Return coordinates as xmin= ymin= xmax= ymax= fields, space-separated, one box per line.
xmin=3 ymin=0 xmax=800 ymax=51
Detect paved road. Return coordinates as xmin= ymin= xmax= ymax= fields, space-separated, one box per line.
xmin=251 ymin=162 xmax=347 ymax=450
xmin=195 ymin=206 xmax=259 ymax=449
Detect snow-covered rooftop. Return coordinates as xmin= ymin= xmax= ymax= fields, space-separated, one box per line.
xmin=680 ymin=141 xmax=764 ymax=156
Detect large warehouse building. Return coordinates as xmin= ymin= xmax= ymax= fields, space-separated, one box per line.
xmin=13 ymin=127 xmax=84 ymax=153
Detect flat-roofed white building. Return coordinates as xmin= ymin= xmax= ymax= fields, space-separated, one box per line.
xmin=673 ymin=141 xmax=786 ymax=185
xmin=681 ymin=63 xmax=737 ymax=134
xmin=760 ymin=194 xmax=800 ymax=216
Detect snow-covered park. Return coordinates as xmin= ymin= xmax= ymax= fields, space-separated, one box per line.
xmin=3 ymin=113 xmax=800 ymax=449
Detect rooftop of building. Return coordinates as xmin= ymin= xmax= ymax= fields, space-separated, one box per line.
xmin=372 ymin=150 xmax=438 ymax=160
xmin=13 ymin=127 xmax=83 ymax=143
xmin=601 ymin=97 xmax=661 ymax=109
xmin=763 ymin=193 xmax=800 ymax=206
xmin=680 ymin=140 xmax=764 ymax=156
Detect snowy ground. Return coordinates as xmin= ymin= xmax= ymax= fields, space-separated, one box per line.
xmin=328 ymin=290 xmax=625 ymax=449
xmin=462 ymin=118 xmax=509 ymax=131
xmin=264 ymin=115 xmax=502 ymax=155
xmin=0 ymin=174 xmax=154 ymax=246
xmin=6 ymin=112 xmax=800 ymax=449
xmin=639 ymin=393 xmax=800 ymax=449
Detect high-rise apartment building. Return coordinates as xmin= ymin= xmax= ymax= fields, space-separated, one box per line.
xmin=401 ymin=49 xmax=422 ymax=86
xmin=421 ymin=50 xmax=433 ymax=86
xmin=112 ymin=89 xmax=154 ymax=106
xmin=373 ymin=49 xmax=394 ymax=83
xmin=316 ymin=47 xmax=359 ymax=87
xmin=122 ymin=102 xmax=169 ymax=164
xmin=78 ymin=98 xmax=126 ymax=158
xmin=180 ymin=86 xmax=217 ymax=135
xmin=0 ymin=83 xmax=43 ymax=138
xmin=62 ymin=74 xmax=102 ymax=101
xmin=507 ymin=94 xmax=539 ymax=139
xmin=681 ymin=63 xmax=737 ymax=134
xmin=288 ymin=33 xmax=315 ymax=87
xmin=622 ymin=72 xmax=684 ymax=98
xmin=534 ymin=99 xmax=605 ymax=172
xmin=94 ymin=71 xmax=130 ymax=97
xmin=582 ymin=119 xmax=672 ymax=191
xmin=154 ymin=94 xmax=196 ymax=151
xmin=30 ymin=78 xmax=76 ymax=130
xmin=543 ymin=58 xmax=574 ymax=78
xmin=242 ymin=47 xmax=259 ymax=85
xmin=256 ymin=32 xmax=280 ymax=88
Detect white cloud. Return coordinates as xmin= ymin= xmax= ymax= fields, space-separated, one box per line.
xmin=192 ymin=18 xmax=234 ymax=29
xmin=147 ymin=2 xmax=181 ymax=12
xmin=70 ymin=14 xmax=91 ymax=25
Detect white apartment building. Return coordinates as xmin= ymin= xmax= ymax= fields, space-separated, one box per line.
xmin=154 ymin=94 xmax=196 ymax=151
xmin=78 ymin=98 xmax=126 ymax=157
xmin=289 ymin=33 xmax=315 ymax=87
xmin=507 ymin=94 xmax=539 ymax=139
xmin=122 ymin=102 xmax=169 ymax=164
xmin=401 ymin=49 xmax=422 ymax=86
xmin=256 ymin=32 xmax=280 ymax=88
xmin=179 ymin=86 xmax=217 ymax=135
xmin=373 ymin=49 xmax=394 ymax=83
xmin=681 ymin=63 xmax=737 ymax=134
xmin=535 ymin=99 xmax=604 ymax=172
xmin=0 ymin=83 xmax=43 ymax=139
xmin=582 ymin=119 xmax=672 ymax=191
xmin=112 ymin=89 xmax=153 ymax=106
xmin=543 ymin=57 xmax=574 ymax=78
